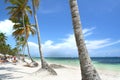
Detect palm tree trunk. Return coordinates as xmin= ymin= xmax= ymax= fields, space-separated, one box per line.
xmin=32 ymin=0 xmax=57 ymax=75
xmin=32 ymin=0 xmax=44 ymax=67
xmin=69 ymin=0 xmax=101 ymax=80
xmin=26 ymin=41 xmax=34 ymax=62
xmin=22 ymin=46 xmax=25 ymax=55
xmin=16 ymin=41 xmax=20 ymax=60
xmin=21 ymin=46 xmax=25 ymax=62
xmin=22 ymin=13 xmax=34 ymax=62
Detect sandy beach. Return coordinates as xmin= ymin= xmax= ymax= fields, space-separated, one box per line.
xmin=0 ymin=61 xmax=120 ymax=80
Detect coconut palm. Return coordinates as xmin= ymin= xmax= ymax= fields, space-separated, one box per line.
xmin=10 ymin=47 xmax=19 ymax=56
xmin=6 ymin=0 xmax=31 ymax=23
xmin=31 ymin=0 xmax=57 ymax=75
xmin=12 ymin=15 xmax=36 ymax=62
xmin=6 ymin=0 xmax=35 ymax=62
xmin=0 ymin=33 xmax=13 ymax=56
xmin=17 ymin=36 xmax=26 ymax=55
xmin=15 ymin=36 xmax=26 ymax=62
xmin=69 ymin=0 xmax=101 ymax=80
xmin=0 ymin=33 xmax=7 ymax=45
xmin=0 ymin=33 xmax=7 ymax=55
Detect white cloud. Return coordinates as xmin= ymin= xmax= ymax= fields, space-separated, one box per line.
xmin=83 ymin=27 xmax=95 ymax=37
xmin=86 ymin=39 xmax=120 ymax=50
xmin=42 ymin=35 xmax=77 ymax=57
xmin=27 ymin=28 xmax=120 ymax=57
xmin=0 ymin=20 xmax=14 ymax=36
xmin=86 ymin=39 xmax=110 ymax=50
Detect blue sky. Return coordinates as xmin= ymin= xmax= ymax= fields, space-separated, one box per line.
xmin=0 ymin=0 xmax=120 ymax=57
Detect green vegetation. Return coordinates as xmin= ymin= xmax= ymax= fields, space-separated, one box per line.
xmin=5 ymin=0 xmax=57 ymax=74
xmin=0 ymin=33 xmax=18 ymax=56
xmin=6 ymin=0 xmax=36 ymax=62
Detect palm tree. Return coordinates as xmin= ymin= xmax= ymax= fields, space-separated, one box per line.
xmin=0 ymin=33 xmax=11 ymax=56
xmin=10 ymin=47 xmax=19 ymax=56
xmin=6 ymin=0 xmax=35 ymax=62
xmin=15 ymin=36 xmax=26 ymax=61
xmin=0 ymin=33 xmax=7 ymax=45
xmin=6 ymin=0 xmax=31 ymax=23
xmin=17 ymin=36 xmax=26 ymax=55
xmin=0 ymin=33 xmax=7 ymax=55
xmin=12 ymin=15 xmax=36 ymax=62
xmin=69 ymin=0 xmax=101 ymax=80
xmin=31 ymin=0 xmax=57 ymax=75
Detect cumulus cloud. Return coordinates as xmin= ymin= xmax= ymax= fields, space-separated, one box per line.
xmin=42 ymin=35 xmax=77 ymax=57
xmin=0 ymin=20 xmax=14 ymax=36
xmin=27 ymin=27 xmax=120 ymax=57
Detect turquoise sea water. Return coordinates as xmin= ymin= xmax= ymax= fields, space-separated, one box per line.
xmin=34 ymin=57 xmax=120 ymax=71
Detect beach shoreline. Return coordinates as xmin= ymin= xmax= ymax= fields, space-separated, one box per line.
xmin=0 ymin=60 xmax=120 ymax=80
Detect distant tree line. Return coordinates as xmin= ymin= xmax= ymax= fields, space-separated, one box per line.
xmin=0 ymin=32 xmax=18 ymax=56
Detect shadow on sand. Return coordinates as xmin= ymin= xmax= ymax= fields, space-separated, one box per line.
xmin=0 ymin=73 xmax=22 ymax=80
xmin=0 ymin=66 xmax=29 ymax=80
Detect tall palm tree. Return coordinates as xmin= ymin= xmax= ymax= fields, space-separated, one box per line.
xmin=6 ymin=0 xmax=35 ymax=62
xmin=69 ymin=0 xmax=101 ymax=80
xmin=6 ymin=0 xmax=31 ymax=23
xmin=31 ymin=0 xmax=57 ymax=75
xmin=12 ymin=15 xmax=36 ymax=62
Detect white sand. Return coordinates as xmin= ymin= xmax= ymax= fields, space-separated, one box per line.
xmin=0 ymin=62 xmax=120 ymax=80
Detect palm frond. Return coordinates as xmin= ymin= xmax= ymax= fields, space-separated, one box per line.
xmin=12 ymin=28 xmax=24 ymax=37
xmin=25 ymin=6 xmax=32 ymax=15
xmin=30 ymin=28 xmax=36 ymax=35
xmin=13 ymin=23 xmax=23 ymax=30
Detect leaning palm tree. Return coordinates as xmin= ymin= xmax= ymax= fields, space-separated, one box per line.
xmin=12 ymin=15 xmax=36 ymax=62
xmin=69 ymin=0 xmax=101 ymax=80
xmin=31 ymin=0 xmax=57 ymax=75
xmin=6 ymin=0 xmax=35 ymax=62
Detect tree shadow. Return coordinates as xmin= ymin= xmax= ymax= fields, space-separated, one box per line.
xmin=0 ymin=66 xmax=30 ymax=80
xmin=0 ymin=67 xmax=18 ymax=71
xmin=0 ymin=73 xmax=22 ymax=80
xmin=0 ymin=66 xmax=30 ymax=74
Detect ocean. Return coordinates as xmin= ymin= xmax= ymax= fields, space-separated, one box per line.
xmin=34 ymin=57 xmax=120 ymax=71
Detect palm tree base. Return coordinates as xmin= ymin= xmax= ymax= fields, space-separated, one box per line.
xmin=37 ymin=60 xmax=57 ymax=75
